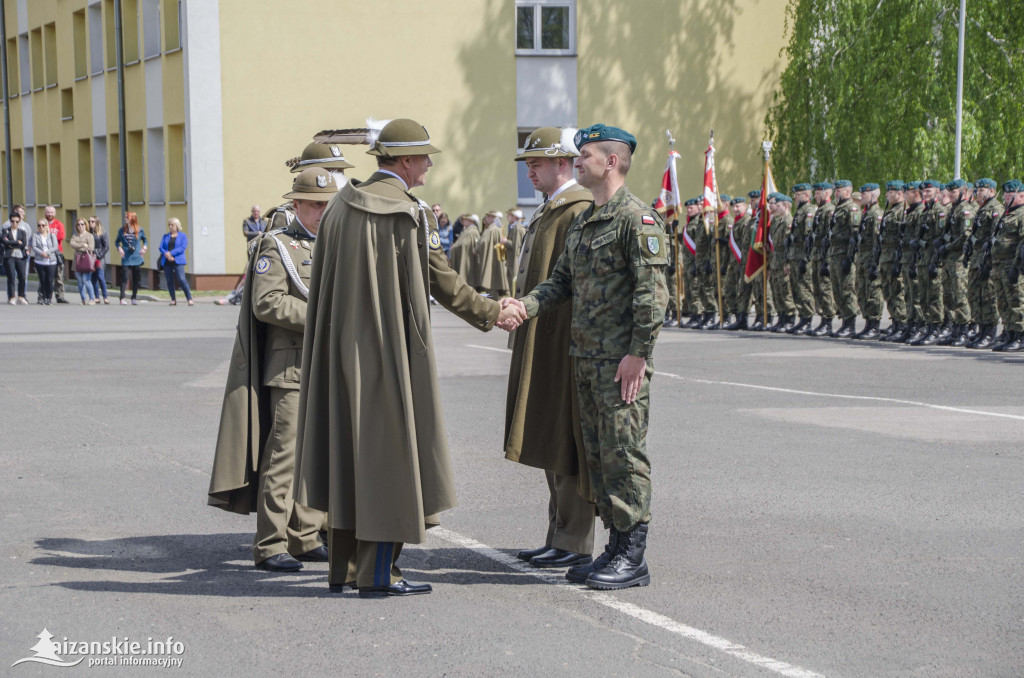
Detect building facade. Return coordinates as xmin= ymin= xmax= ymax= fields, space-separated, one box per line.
xmin=2 ymin=0 xmax=787 ymax=287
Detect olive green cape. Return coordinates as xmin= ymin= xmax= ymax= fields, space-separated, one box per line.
xmin=476 ymin=224 xmax=509 ymax=292
xmin=294 ymin=179 xmax=456 ymax=545
xmin=450 ymin=225 xmax=480 ymax=287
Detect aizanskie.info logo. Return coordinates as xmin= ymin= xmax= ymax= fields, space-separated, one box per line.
xmin=12 ymin=629 xmax=185 ymax=669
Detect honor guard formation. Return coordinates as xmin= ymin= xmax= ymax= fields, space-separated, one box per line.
xmin=663 ymin=177 xmax=1024 ymax=352
xmin=209 ymin=120 xmax=667 ymax=598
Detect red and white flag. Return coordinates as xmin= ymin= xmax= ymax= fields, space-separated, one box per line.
xmin=743 ymin=158 xmax=776 ymax=282
xmin=702 ymin=141 xmax=718 ymax=233
xmin=682 ymin=226 xmax=697 ymax=255
xmin=728 ymin=223 xmax=742 ymax=262
xmin=653 ymin=150 xmax=682 ymax=220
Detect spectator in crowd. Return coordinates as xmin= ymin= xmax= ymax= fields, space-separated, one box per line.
xmin=69 ymin=218 xmax=97 ymax=305
xmin=30 ymin=219 xmax=58 ymax=305
xmin=115 ymin=211 xmax=148 ymax=305
xmin=159 ymin=217 xmax=193 ymax=306
xmin=2 ymin=212 xmax=29 ymax=304
xmin=437 ymin=210 xmax=453 ymax=258
xmin=44 ymin=205 xmax=69 ymax=303
xmin=243 ymin=205 xmax=266 ymax=241
xmin=88 ymin=217 xmax=110 ymax=304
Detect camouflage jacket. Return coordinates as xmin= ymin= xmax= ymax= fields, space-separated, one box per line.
xmin=857 ymin=202 xmax=883 ymax=260
xmin=522 ymin=185 xmax=669 ymax=360
xmin=992 ymin=202 xmax=1024 ymax=264
xmin=901 ymin=202 xmax=925 ymax=264
xmin=915 ymin=200 xmax=945 ymax=266
xmin=878 ymin=201 xmax=905 ymax=265
xmin=788 ymin=200 xmax=815 ymax=263
xmin=828 ymin=198 xmax=860 ymax=261
xmin=769 ymin=212 xmax=792 ymax=270
xmin=811 ymin=200 xmax=834 ymax=261
xmin=969 ymin=197 xmax=1004 ymax=268
xmin=941 ymin=198 xmax=973 ymax=263
xmin=734 ymin=213 xmax=753 ymax=265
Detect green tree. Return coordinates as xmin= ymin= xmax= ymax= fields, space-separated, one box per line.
xmin=766 ymin=0 xmax=1024 ymax=190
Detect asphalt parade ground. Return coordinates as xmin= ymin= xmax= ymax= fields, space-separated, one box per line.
xmin=1 ymin=303 xmax=1022 ymax=677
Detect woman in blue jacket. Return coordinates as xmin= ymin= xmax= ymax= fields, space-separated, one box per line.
xmin=115 ymin=211 xmax=148 ymax=305
xmin=158 ymin=217 xmax=193 ymax=306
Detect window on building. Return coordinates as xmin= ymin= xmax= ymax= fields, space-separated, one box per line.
xmin=515 ymin=1 xmax=575 ymax=55
xmin=142 ymin=0 xmax=161 ymax=58
xmin=109 ymin=132 xmax=121 ymax=205
xmin=128 ymin=131 xmax=144 ymax=204
xmin=104 ymin=0 xmax=116 ymax=70
xmin=123 ymin=0 xmax=140 ymax=63
xmin=49 ymin=144 xmax=62 ymax=204
xmin=78 ymin=139 xmax=93 ymax=205
xmin=164 ymin=0 xmax=181 ymax=52
xmin=6 ymin=38 xmax=18 ymax=95
xmin=167 ymin=124 xmax=185 ymax=202
xmin=516 ymin=129 xmax=543 ymax=205
xmin=93 ymin=137 xmax=108 ymax=204
xmin=24 ymin=148 xmax=35 ymax=206
xmin=147 ymin=127 xmax=165 ymax=203
xmin=30 ymin=29 xmax=43 ymax=90
xmin=18 ymin=34 xmax=29 ymax=94
xmin=61 ymin=88 xmax=73 ymax=120
xmin=43 ymin=23 xmax=57 ymax=87
xmin=88 ymin=5 xmax=103 ymax=75
xmin=73 ymin=10 xmax=88 ymax=79
xmin=12 ymin=149 xmax=23 ymax=205
xmin=35 ymin=146 xmax=48 ymax=206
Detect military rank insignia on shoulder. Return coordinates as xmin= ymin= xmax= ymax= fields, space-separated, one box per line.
xmin=429 ymin=230 xmax=441 ymax=250
xmin=255 ymin=256 xmax=271 ymax=274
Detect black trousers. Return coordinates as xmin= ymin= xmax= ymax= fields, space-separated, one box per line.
xmin=36 ymin=262 xmax=55 ymax=301
xmin=119 ymin=264 xmax=141 ymax=300
xmin=4 ymin=257 xmax=27 ymax=298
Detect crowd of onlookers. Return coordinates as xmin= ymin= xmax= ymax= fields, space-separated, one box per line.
xmin=0 ymin=204 xmax=194 ymax=306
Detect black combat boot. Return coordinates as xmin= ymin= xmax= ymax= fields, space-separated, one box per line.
xmin=831 ymin=317 xmax=855 ymax=338
xmin=1003 ymin=332 xmax=1024 ymax=352
xmin=936 ymin=321 xmax=953 ymax=342
xmin=964 ymin=323 xmax=980 ymax=341
xmin=725 ymin=314 xmax=748 ymax=331
xmin=859 ymin=319 xmax=881 ymax=340
xmin=779 ymin=315 xmax=798 ymax=333
xmin=880 ymin=322 xmax=902 ymax=341
xmin=585 ymin=523 xmax=650 ymax=590
xmin=662 ymin=312 xmax=679 ymax=328
xmin=887 ymin=322 xmax=910 ymax=343
xmin=968 ymin=324 xmax=995 ymax=349
xmin=851 ymin=318 xmax=868 ymax=339
xmin=916 ymin=324 xmax=941 ymax=346
xmin=938 ymin=323 xmax=962 ymax=346
xmin=683 ymin=313 xmax=702 ymax=329
xmin=749 ymin=316 xmax=766 ymax=331
xmin=692 ymin=311 xmax=709 ymax=329
xmin=702 ymin=313 xmax=721 ymax=330
xmin=949 ymin=325 xmax=969 ymax=347
xmin=906 ymin=324 xmax=928 ymax=345
xmin=993 ymin=330 xmax=1019 ymax=352
xmin=768 ymin=314 xmax=787 ymax=333
xmin=788 ymin=317 xmax=810 ymax=334
xmin=811 ymin=317 xmax=833 ymax=336
xmin=992 ymin=329 xmax=1008 ymax=346
xmin=567 ymin=529 xmax=618 ymax=584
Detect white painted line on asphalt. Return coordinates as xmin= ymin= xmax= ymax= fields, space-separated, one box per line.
xmin=430 ymin=526 xmax=826 ymax=678
xmin=655 ymin=372 xmax=1024 ymax=422
xmin=466 ymin=343 xmax=512 ymax=353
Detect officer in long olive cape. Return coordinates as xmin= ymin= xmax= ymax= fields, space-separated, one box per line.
xmin=208 ymin=168 xmax=336 ymax=572
xmin=293 ymin=119 xmax=525 ymax=598
xmin=505 ymin=127 xmax=596 ymax=570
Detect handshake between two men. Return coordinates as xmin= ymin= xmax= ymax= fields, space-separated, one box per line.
xmin=496 ymin=297 xmax=528 ymax=332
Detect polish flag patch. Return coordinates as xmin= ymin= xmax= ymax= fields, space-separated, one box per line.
xmin=641 ymin=215 xmax=656 ymax=225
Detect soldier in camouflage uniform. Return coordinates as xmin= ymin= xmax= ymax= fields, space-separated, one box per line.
xmin=990 ymin=180 xmax=1024 ymax=352
xmin=787 ymin=184 xmax=815 ymax=334
xmin=853 ymin=183 xmax=885 ymax=339
xmin=725 ymin=196 xmax=752 ymax=330
xmin=695 ymin=200 xmax=719 ymax=329
xmin=662 ymin=211 xmax=679 ymax=327
xmin=827 ymin=180 xmax=861 ymax=338
xmin=520 ymin=124 xmax=668 ymax=590
xmin=680 ymin=199 xmax=703 ymax=327
xmin=807 ymin=182 xmax=836 ymax=336
xmin=895 ymin=182 xmax=926 ymax=342
xmin=715 ymin=195 xmax=737 ymax=327
xmin=965 ymin=178 xmax=1003 ymax=349
xmin=877 ymin=181 xmax=908 ymax=342
xmin=908 ymin=179 xmax=945 ymax=345
xmin=763 ymin=193 xmax=794 ymax=332
xmin=936 ymin=180 xmax=973 ymax=346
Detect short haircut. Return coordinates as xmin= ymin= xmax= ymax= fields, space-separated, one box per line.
xmin=593 ymin=140 xmax=632 ymax=175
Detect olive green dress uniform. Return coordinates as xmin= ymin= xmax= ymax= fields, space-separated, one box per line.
xmin=521 ymin=185 xmax=668 ymax=533
xmin=451 ymin=223 xmax=481 ymax=287
xmin=915 ymin=199 xmax=946 ymax=325
xmin=990 ymin=200 xmax=1024 ymax=333
xmin=878 ymin=199 xmax=907 ymax=325
xmin=477 ymin=221 xmax=511 ymax=296
xmin=683 ymin=212 xmax=702 ymax=317
xmin=967 ymin=194 xmax=1003 ymax=328
xmin=505 ymin=220 xmax=527 ymax=292
xmin=828 ymin=196 xmax=861 ymax=322
xmin=264 ymin=202 xmax=295 ymax=232
xmin=789 ymin=199 xmax=816 ymax=321
xmin=901 ymin=200 xmax=926 ymax=325
xmin=769 ymin=210 xmax=795 ymax=318
xmin=505 ymin=183 xmax=596 ymax=556
xmin=939 ymin=196 xmax=972 ymax=325
xmin=811 ymin=198 xmax=836 ymax=322
xmin=855 ymin=200 xmax=885 ymax=322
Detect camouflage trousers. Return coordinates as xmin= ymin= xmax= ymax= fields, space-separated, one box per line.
xmin=966 ymin=267 xmax=998 ymax=326
xmin=574 ymin=357 xmax=653 ymax=532
xmin=810 ymin=258 xmax=835 ymax=319
xmin=854 ymin=255 xmax=884 ymax=320
xmin=879 ymin=260 xmax=907 ymax=324
xmin=746 ymin=270 xmax=775 ymax=321
xmin=683 ymin=251 xmax=701 ymax=315
xmin=664 ymin=253 xmax=678 ymax=317
xmin=991 ymin=263 xmax=1024 ymax=332
xmin=699 ymin=260 xmax=719 ymax=313
xmin=941 ymin=260 xmax=970 ymax=324
xmin=789 ymin=261 xmax=815 ymax=318
xmin=829 ymin=257 xmax=860 ymax=320
xmin=724 ymin=262 xmax=743 ymax=315
xmin=902 ymin=261 xmax=922 ymax=324
xmin=769 ymin=267 xmax=795 ymax=316
xmin=915 ymin=262 xmax=944 ymax=324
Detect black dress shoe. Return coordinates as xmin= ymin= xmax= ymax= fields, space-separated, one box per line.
xmin=358 ymin=579 xmax=432 ymax=598
xmin=530 ymin=548 xmax=593 ymax=569
xmin=255 ymin=553 xmax=303 ymax=572
xmin=328 ymin=581 xmax=357 ymax=592
xmin=296 ymin=545 xmax=328 ymax=562
xmin=516 ymin=545 xmax=551 ymax=562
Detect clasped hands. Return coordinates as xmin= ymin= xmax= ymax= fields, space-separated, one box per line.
xmin=496 ymin=297 xmax=528 ymax=331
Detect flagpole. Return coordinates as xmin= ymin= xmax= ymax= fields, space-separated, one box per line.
xmin=667 ymin=130 xmax=684 ymax=323
xmin=711 ymin=130 xmax=724 ymax=328
xmin=762 ymin=141 xmax=772 ymax=328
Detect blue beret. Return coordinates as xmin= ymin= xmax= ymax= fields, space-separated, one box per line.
xmin=1002 ymin=179 xmax=1024 ymax=193
xmin=730 ymin=196 xmax=747 ymax=205
xmin=573 ymin=124 xmax=637 ymax=153
xmin=768 ymin=192 xmax=792 ymax=203
xmin=885 ymin=180 xmax=905 ymax=191
xmin=833 ymin=179 xmax=852 ymax=188
xmin=974 ymin=178 xmax=996 ymax=189
xmin=859 ymin=182 xmax=880 ymax=192
xmin=905 ymin=181 xmax=921 ymax=190
xmin=919 ymin=179 xmax=940 ymax=189
xmin=748 ymin=189 xmax=761 ymax=199
xmin=719 ymin=194 xmax=732 ymax=203
xmin=946 ymin=179 xmax=966 ymax=190
xmin=814 ymin=181 xmax=834 ymax=190
xmin=792 ymin=183 xmax=812 ymax=192
xmin=683 ymin=197 xmax=698 ymax=206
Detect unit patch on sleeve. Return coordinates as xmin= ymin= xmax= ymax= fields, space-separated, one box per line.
xmin=255 ymin=256 xmax=271 ymax=274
